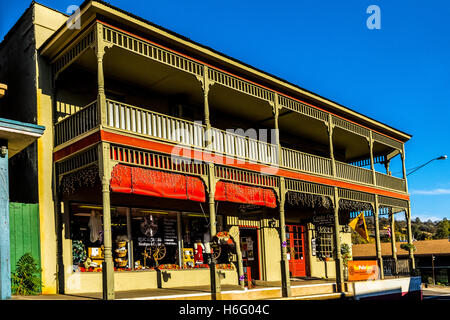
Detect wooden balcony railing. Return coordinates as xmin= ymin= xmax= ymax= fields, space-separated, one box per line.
xmin=336 ymin=161 xmax=374 ymax=185
xmin=376 ymin=172 xmax=406 ymax=192
xmin=55 ymin=101 xmax=98 ymax=145
xmin=106 ymin=99 xmax=205 ymax=148
xmin=210 ymin=127 xmax=278 ymax=165
xmin=281 ymin=147 xmax=332 ymax=176
xmin=54 ymin=99 xmax=407 ymax=193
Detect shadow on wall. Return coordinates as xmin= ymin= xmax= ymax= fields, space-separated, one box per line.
xmin=156 ymin=269 xmax=172 ymax=288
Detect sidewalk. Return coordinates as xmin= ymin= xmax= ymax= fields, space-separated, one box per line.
xmin=11 ymin=279 xmax=344 ymax=300
xmin=422 ymin=284 xmax=450 ymax=292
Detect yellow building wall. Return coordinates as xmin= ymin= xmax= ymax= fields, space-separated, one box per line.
xmin=34 ymin=4 xmax=67 ymax=294
xmin=306 ymin=223 xmax=352 ymax=279
xmin=65 ymin=269 xmax=238 ymax=294
xmin=260 ymin=226 xmax=281 ymax=282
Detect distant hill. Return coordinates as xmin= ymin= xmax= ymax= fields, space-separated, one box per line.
xmin=351 ymin=217 xmax=449 ymax=244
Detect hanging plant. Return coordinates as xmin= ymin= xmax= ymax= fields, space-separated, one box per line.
xmin=400 ymin=243 xmax=416 ymax=252
xmin=341 ymin=243 xmax=352 ymax=264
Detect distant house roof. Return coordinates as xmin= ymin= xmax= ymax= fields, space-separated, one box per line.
xmin=352 ymin=239 xmax=450 ymax=258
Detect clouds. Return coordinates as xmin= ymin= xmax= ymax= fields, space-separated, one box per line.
xmin=410 ymin=188 xmax=450 ymax=195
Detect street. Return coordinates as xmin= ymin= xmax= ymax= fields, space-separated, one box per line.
xmin=422 ymin=287 xmax=450 ymax=301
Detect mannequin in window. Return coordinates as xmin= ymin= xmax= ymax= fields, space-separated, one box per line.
xmin=203 ymin=232 xmax=212 ymax=264
xmin=194 ymin=238 xmax=205 ymax=265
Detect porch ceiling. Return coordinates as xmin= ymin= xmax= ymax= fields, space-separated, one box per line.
xmin=66 ymin=46 xmax=396 ymax=162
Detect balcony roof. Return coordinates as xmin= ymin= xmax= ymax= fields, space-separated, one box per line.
xmin=0 ymin=117 xmax=45 ymax=158
xmin=39 ymin=0 xmax=412 ymax=142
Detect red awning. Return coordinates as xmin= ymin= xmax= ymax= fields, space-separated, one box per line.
xmin=110 ymin=164 xmax=206 ymax=202
xmin=215 ymin=181 xmax=277 ymax=208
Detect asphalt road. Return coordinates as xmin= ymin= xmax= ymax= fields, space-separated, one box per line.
xmin=422 ymin=287 xmax=450 ymax=301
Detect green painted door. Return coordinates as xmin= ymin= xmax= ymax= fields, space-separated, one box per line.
xmin=9 ymin=202 xmax=41 ymax=291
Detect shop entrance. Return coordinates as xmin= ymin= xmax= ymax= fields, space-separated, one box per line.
xmin=286 ymin=224 xmax=307 ymax=277
xmin=239 ymin=227 xmax=260 ymax=282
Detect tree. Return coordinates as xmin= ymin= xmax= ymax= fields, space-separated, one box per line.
xmin=434 ymin=218 xmax=450 ymax=239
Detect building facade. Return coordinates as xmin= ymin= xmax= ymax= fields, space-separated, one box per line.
xmin=0 ymin=1 xmax=416 ymax=299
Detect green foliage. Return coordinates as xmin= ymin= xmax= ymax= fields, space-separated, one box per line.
xmin=400 ymin=243 xmax=416 ymax=252
xmin=433 ymin=218 xmax=449 ymax=239
xmin=341 ymin=243 xmax=352 ymax=264
xmin=362 ymin=217 xmax=448 ymax=244
xmin=11 ymin=253 xmax=42 ymax=295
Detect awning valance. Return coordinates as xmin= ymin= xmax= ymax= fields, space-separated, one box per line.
xmin=215 ymin=181 xmax=277 ymax=208
xmin=110 ymin=164 xmax=206 ymax=202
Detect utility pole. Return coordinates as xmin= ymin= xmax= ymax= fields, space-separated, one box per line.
xmin=431 ymin=254 xmax=435 ymax=285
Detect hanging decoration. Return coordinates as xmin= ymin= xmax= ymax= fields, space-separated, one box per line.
xmin=60 ymin=164 xmax=100 ymax=195
xmin=140 ymin=215 xmax=159 ymax=237
xmin=72 ymin=240 xmax=87 ymax=265
xmin=339 ymin=199 xmax=372 ymax=212
xmin=286 ymin=191 xmax=332 ymax=209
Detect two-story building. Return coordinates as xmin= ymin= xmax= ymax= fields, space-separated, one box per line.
xmin=0 ymin=1 xmax=416 ymax=299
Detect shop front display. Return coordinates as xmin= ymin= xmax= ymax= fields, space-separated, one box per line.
xmin=70 ymin=204 xmax=235 ymax=274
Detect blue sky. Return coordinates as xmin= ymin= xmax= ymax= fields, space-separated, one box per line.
xmin=1 ymin=0 xmax=449 ymax=221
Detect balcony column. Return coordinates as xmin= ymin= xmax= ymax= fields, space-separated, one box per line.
xmin=98 ymin=142 xmax=115 ymax=300
xmin=278 ymin=177 xmax=291 ymax=297
xmin=401 ymin=144 xmax=409 ymax=193
xmin=200 ymin=66 xmax=214 ymax=149
xmin=332 ymin=187 xmax=344 ymax=292
xmin=389 ymin=209 xmax=398 ymax=275
xmin=405 ymin=203 xmax=416 ymax=272
xmin=95 ymin=23 xmax=108 ymax=127
xmin=327 ymin=114 xmax=336 ymax=176
xmin=369 ymin=131 xmax=377 ymax=185
xmin=384 ymin=159 xmax=391 ymax=176
xmin=52 ymin=164 xmax=65 ymax=294
xmin=233 ymin=228 xmax=245 ymax=289
xmin=207 ymin=163 xmax=221 ymax=300
xmin=373 ymin=195 xmax=384 ymax=279
xmin=273 ymin=93 xmax=282 ymax=166
xmin=51 ymin=83 xmax=65 ymax=294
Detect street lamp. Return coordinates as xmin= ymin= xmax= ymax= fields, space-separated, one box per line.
xmin=407 ymin=155 xmax=447 ymax=176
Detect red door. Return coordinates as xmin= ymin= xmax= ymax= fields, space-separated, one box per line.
xmin=286 ymin=225 xmax=307 ymax=277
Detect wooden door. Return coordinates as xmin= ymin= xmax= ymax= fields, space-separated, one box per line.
xmin=286 ymin=225 xmax=306 ymax=277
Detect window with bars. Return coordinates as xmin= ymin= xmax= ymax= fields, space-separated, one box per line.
xmin=316 ymin=226 xmax=334 ymax=259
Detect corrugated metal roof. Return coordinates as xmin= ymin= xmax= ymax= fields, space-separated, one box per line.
xmin=352 ymin=239 xmax=450 ymax=257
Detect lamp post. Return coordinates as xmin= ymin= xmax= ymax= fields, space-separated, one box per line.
xmin=404 ymin=155 xmax=446 ymax=275
xmin=407 ymin=155 xmax=447 ymax=176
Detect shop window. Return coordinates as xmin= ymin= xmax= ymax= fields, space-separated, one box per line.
xmin=69 ymin=203 xmax=233 ymax=272
xmin=316 ymin=226 xmax=333 ymax=259
xmin=131 ymin=209 xmax=178 ymax=269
